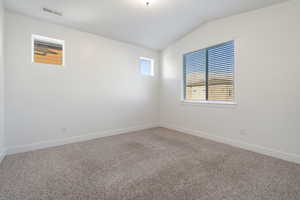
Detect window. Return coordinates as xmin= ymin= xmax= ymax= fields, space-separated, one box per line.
xmin=183 ymin=41 xmax=235 ymax=103
xmin=140 ymin=57 xmax=154 ymax=76
xmin=32 ymin=35 xmax=64 ymax=66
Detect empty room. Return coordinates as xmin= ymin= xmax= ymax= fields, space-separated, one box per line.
xmin=0 ymin=0 xmax=300 ymax=199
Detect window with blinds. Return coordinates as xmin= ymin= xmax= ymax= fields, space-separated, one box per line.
xmin=32 ymin=35 xmax=64 ymax=66
xmin=183 ymin=41 xmax=234 ymax=102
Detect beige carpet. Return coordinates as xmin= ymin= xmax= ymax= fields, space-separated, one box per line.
xmin=1 ymin=128 xmax=300 ymax=200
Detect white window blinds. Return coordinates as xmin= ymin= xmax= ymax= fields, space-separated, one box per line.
xmin=184 ymin=49 xmax=206 ymax=101
xmin=183 ymin=41 xmax=234 ymax=102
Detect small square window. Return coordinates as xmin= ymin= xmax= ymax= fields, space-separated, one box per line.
xmin=139 ymin=57 xmax=154 ymax=76
xmin=32 ymin=35 xmax=64 ymax=66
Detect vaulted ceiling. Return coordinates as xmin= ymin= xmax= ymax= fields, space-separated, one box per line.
xmin=5 ymin=0 xmax=288 ymax=50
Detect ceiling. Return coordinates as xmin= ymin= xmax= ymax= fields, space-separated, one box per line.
xmin=4 ymin=0 xmax=287 ymax=50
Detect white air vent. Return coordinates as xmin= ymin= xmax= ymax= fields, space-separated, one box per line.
xmin=42 ymin=8 xmax=63 ymax=16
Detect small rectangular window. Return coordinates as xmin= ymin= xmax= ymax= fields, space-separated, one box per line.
xmin=183 ymin=41 xmax=235 ymax=103
xmin=32 ymin=35 xmax=64 ymax=66
xmin=140 ymin=57 xmax=154 ymax=76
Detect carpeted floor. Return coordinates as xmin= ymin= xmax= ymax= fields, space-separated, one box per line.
xmin=1 ymin=128 xmax=300 ymax=200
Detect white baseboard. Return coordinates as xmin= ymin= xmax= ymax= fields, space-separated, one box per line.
xmin=7 ymin=123 xmax=159 ymax=155
xmin=160 ymin=122 xmax=300 ymax=165
xmin=0 ymin=149 xmax=7 ymax=164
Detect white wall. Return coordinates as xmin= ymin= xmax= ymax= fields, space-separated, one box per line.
xmin=4 ymin=11 xmax=160 ymax=153
xmin=0 ymin=0 xmax=5 ymax=160
xmin=160 ymin=0 xmax=300 ymax=163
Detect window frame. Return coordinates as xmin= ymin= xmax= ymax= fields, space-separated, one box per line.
xmin=139 ymin=57 xmax=154 ymax=76
xmin=32 ymin=34 xmax=65 ymax=66
xmin=181 ymin=41 xmax=237 ymax=105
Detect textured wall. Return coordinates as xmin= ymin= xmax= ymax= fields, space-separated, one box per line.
xmin=160 ymin=1 xmax=300 ymax=162
xmin=0 ymin=0 xmax=5 ymax=159
xmin=5 ymin=11 xmax=160 ymax=151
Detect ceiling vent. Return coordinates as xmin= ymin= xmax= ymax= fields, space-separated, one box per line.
xmin=42 ymin=8 xmax=63 ymax=16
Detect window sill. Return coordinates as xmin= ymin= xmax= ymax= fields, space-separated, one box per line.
xmin=181 ymin=100 xmax=237 ymax=106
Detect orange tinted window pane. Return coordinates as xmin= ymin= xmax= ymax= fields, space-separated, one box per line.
xmin=34 ymin=40 xmax=63 ymax=65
